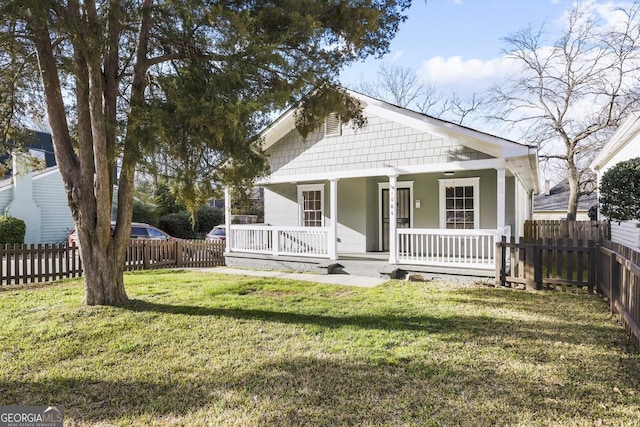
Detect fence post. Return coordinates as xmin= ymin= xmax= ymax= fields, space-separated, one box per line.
xmin=589 ymin=241 xmax=596 ymax=294
xmin=533 ymin=238 xmax=543 ymax=290
xmin=495 ymin=236 xmax=504 ymax=287
xmin=175 ymin=240 xmax=183 ymax=268
xmin=523 ymin=238 xmax=533 ymax=290
xmin=610 ymin=251 xmax=620 ymax=315
xmin=143 ymin=242 xmax=150 ymax=270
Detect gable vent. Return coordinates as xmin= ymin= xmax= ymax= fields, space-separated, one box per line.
xmin=325 ymin=113 xmax=342 ymax=137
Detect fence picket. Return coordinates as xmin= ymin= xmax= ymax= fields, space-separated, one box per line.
xmin=524 ymin=220 xmax=610 ymax=242
xmin=496 ymin=237 xmax=595 ymax=293
xmin=0 ymin=240 xmax=225 ymax=286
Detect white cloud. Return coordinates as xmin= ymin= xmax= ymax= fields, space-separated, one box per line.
xmin=416 ymin=55 xmax=520 ymax=90
xmin=390 ymin=50 xmax=404 ymax=62
xmin=591 ymin=1 xmax=637 ymax=29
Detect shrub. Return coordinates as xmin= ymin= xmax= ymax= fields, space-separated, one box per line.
xmin=159 ymin=211 xmax=195 ymax=239
xmin=195 ymin=205 xmax=223 ymax=235
xmin=0 ymin=216 xmax=26 ymax=244
xmin=599 ymin=157 xmax=640 ymax=222
xmin=133 ymin=200 xmax=159 ymax=226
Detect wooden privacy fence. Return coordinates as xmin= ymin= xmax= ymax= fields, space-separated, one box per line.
xmin=495 ymin=237 xmax=596 ymax=293
xmin=524 ymin=220 xmax=610 ymax=242
xmin=597 ymin=240 xmax=640 ymax=350
xmin=0 ymin=239 xmax=225 ymax=286
xmin=0 ymin=243 xmax=83 ymax=285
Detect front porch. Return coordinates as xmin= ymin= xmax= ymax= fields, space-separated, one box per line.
xmin=223 ymin=247 xmax=497 ymax=281
xmin=224 ymin=224 xmax=507 ymax=279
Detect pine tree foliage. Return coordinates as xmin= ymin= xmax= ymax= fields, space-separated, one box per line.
xmin=0 ymin=0 xmax=410 ymax=304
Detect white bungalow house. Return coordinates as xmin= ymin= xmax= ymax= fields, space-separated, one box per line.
xmin=590 ymin=112 xmax=640 ymax=250
xmin=0 ymin=160 xmax=74 ymax=244
xmin=224 ymin=90 xmax=540 ymax=276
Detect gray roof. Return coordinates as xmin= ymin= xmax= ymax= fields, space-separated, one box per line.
xmin=534 ymin=181 xmax=597 ymax=211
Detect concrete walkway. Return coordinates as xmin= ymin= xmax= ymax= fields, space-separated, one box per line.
xmin=194 ymin=267 xmax=388 ymax=288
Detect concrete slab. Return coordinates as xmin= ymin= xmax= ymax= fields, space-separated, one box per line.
xmin=192 ymin=267 xmax=387 ymax=288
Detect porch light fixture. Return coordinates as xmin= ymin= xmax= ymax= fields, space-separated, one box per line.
xmin=444 ymin=171 xmax=455 ymax=176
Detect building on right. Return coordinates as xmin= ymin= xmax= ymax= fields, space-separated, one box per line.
xmin=590 ymin=112 xmax=640 ymax=250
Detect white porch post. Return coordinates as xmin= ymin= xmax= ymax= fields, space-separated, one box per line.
xmin=388 ymin=174 xmax=398 ymax=264
xmin=224 ymin=186 xmax=232 ymax=254
xmin=496 ymin=168 xmax=506 ymax=235
xmin=328 ymin=178 xmax=339 ymax=260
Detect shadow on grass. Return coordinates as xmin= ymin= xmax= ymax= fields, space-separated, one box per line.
xmin=1 ymin=353 xmax=638 ymax=426
xmin=118 ymin=298 xmax=619 ymax=348
xmin=119 ymin=298 xmax=457 ymax=333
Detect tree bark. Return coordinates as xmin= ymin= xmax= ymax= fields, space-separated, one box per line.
xmin=29 ymin=2 xmax=129 ymax=305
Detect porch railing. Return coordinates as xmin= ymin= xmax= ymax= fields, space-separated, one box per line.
xmin=397 ymin=228 xmax=506 ymax=269
xmin=230 ymin=225 xmax=509 ymax=267
xmin=230 ymin=225 xmax=330 ymax=258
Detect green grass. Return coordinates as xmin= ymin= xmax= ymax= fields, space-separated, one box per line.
xmin=1 ymin=270 xmax=639 ymax=426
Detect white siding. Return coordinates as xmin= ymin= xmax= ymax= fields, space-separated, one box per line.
xmin=336 ymin=178 xmax=367 ymax=252
xmin=611 ymin=221 xmax=640 ymax=250
xmin=595 ymin=123 xmax=640 ymax=249
xmin=32 ymin=171 xmax=74 ymax=243
xmin=267 ymin=113 xmax=492 ymax=179
xmin=263 ymin=186 xmax=299 ymax=226
xmin=0 ymin=186 xmax=13 ymax=213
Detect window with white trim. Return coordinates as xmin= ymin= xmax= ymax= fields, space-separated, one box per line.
xmin=439 ymin=178 xmax=480 ymax=229
xmin=325 ymin=113 xmax=341 ymax=137
xmin=297 ymin=184 xmax=324 ymax=227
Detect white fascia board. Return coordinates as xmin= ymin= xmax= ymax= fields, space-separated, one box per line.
xmin=590 ymin=112 xmax=640 ymax=171
xmin=256 ymin=158 xmax=507 ymax=185
xmin=359 ymin=94 xmax=532 ymax=159
xmin=32 ymin=166 xmax=61 ymax=181
xmin=506 ymin=150 xmax=540 ymax=193
xmin=260 ymin=108 xmax=297 ymax=151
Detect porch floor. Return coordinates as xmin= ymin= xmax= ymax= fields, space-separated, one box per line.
xmin=225 ymin=251 xmax=494 ymax=283
xmin=334 ymin=252 xmax=493 ymax=282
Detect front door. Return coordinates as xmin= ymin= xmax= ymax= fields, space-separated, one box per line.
xmin=381 ymin=187 xmax=411 ymax=251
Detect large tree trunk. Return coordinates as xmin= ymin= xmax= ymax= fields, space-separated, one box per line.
xmin=81 ymin=243 xmax=128 ymax=305
xmin=29 ymin=4 xmax=133 ymax=305
xmin=566 ymin=162 xmax=579 ymax=221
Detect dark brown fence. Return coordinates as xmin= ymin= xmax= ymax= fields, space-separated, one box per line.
xmin=124 ymin=240 xmax=226 ymax=271
xmin=0 ymin=243 xmax=83 ymax=285
xmin=495 ymin=237 xmax=596 ymax=293
xmin=597 ymin=241 xmax=640 ymax=349
xmin=0 ymin=240 xmax=225 ymax=286
xmin=524 ymin=220 xmax=610 ymax=242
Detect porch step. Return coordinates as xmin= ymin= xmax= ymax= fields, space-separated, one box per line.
xmin=328 ymin=260 xmax=388 ymax=278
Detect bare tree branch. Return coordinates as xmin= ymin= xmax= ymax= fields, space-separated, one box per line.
xmin=487 ymin=3 xmax=640 ymax=219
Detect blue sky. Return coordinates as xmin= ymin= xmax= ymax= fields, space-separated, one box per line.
xmin=339 ymin=0 xmax=622 ymax=95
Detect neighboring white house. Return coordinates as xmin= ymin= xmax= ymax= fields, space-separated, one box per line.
xmin=590 ymin=112 xmax=640 ymax=250
xmin=0 ymin=155 xmax=74 ymax=244
xmin=224 ymin=89 xmax=540 ymax=274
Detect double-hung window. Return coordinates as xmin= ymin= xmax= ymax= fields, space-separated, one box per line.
xmin=297 ymin=184 xmax=324 ymax=227
xmin=439 ymin=178 xmax=480 ymax=229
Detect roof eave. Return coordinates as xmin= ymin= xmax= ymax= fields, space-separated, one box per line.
xmin=590 ymin=112 xmax=640 ymax=171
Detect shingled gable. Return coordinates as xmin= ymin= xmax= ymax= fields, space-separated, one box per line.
xmin=258 ymin=89 xmax=539 ymax=193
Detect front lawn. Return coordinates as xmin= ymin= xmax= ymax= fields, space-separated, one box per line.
xmin=0 ymin=270 xmax=638 ymax=426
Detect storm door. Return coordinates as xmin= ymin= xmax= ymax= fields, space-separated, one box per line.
xmin=381 ymin=187 xmax=411 ymax=251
